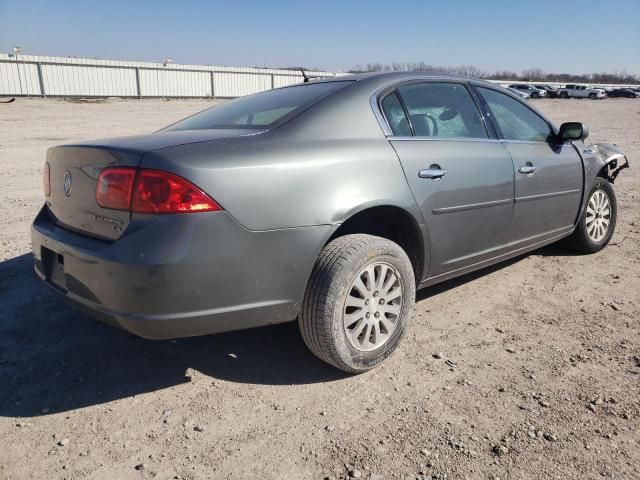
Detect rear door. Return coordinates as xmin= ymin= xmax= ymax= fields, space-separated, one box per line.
xmin=475 ymin=86 xmax=583 ymax=247
xmin=381 ymin=81 xmax=515 ymax=278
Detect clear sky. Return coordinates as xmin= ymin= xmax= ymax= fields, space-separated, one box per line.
xmin=1 ymin=0 xmax=638 ymax=74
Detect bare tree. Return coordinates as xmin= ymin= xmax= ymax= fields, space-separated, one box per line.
xmin=348 ymin=62 xmax=639 ymax=84
xmin=521 ymin=68 xmax=545 ymax=81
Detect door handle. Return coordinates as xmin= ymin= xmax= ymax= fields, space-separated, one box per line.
xmin=518 ymin=164 xmax=536 ymax=175
xmin=419 ymin=166 xmax=447 ymax=180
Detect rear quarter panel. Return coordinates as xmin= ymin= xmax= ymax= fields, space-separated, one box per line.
xmin=142 ymin=136 xmax=418 ymax=231
xmin=141 ymin=83 xmax=422 ymax=232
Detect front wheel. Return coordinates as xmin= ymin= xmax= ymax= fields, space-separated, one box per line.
xmin=565 ymin=179 xmax=617 ymax=253
xmin=560 ymin=92 xmax=568 ymax=99
xmin=299 ymin=234 xmax=416 ymax=373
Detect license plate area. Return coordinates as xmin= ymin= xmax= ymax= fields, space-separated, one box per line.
xmin=42 ymin=247 xmax=67 ymax=291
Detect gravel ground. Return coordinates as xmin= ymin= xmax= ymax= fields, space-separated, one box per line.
xmin=0 ymin=97 xmax=639 ymax=480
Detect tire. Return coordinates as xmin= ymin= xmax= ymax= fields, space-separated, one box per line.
xmin=565 ymin=178 xmax=617 ymax=253
xmin=589 ymin=93 xmax=597 ymax=99
xmin=299 ymin=234 xmax=416 ymax=373
xmin=560 ymin=92 xmax=568 ymax=99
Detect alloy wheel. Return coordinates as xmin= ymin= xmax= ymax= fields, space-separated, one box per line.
xmin=343 ymin=262 xmax=403 ymax=352
xmin=586 ymin=189 xmax=611 ymax=243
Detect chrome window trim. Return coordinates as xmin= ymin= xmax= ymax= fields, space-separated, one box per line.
xmin=388 ymin=136 xmax=501 ymax=143
xmin=500 ymin=139 xmax=568 ymax=147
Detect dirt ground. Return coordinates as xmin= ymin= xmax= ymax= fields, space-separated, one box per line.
xmin=0 ymin=97 xmax=638 ymax=480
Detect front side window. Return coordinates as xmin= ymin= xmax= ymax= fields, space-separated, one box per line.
xmin=164 ymin=81 xmax=352 ymax=131
xmin=394 ymin=82 xmax=487 ymax=138
xmin=477 ymin=87 xmax=553 ymax=142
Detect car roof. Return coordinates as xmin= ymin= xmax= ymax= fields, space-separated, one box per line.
xmin=318 ymin=71 xmax=466 ymax=82
xmin=309 ymin=70 xmax=504 ymax=91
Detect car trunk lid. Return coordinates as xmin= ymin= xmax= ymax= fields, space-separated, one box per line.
xmin=45 ymin=129 xmax=262 ymax=240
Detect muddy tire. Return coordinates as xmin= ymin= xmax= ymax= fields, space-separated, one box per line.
xmin=299 ymin=234 xmax=415 ymax=373
xmin=565 ymin=179 xmax=617 ymax=253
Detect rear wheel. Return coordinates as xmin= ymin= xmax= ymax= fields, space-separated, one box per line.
xmin=565 ymin=179 xmax=617 ymax=253
xmin=299 ymin=234 xmax=415 ymax=373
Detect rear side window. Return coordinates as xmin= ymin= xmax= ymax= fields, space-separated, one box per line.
xmin=380 ymin=92 xmax=411 ymax=136
xmin=477 ymin=87 xmax=552 ymax=142
xmin=395 ymin=82 xmax=487 ymax=138
xmin=165 ymin=81 xmax=352 ymax=131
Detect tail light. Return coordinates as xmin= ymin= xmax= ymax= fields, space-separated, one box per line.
xmin=132 ymin=169 xmax=222 ymax=213
xmin=43 ymin=162 xmax=51 ymax=196
xmin=96 ymin=167 xmax=222 ymax=213
xmin=96 ymin=167 xmax=136 ymax=210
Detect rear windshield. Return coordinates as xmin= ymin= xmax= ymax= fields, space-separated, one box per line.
xmin=165 ymin=81 xmax=352 ymax=131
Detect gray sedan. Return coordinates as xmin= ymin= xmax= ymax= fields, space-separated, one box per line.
xmin=32 ymin=72 xmax=629 ymax=372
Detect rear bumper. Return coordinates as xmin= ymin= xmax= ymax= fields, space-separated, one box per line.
xmin=31 ymin=207 xmax=334 ymax=339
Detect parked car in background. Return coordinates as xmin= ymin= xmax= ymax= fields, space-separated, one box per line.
xmin=32 ymin=72 xmax=629 ymax=372
xmin=557 ymin=85 xmax=606 ymax=99
xmin=507 ymin=87 xmax=531 ymax=99
xmin=534 ymin=85 xmax=559 ymax=98
xmin=607 ymin=88 xmax=640 ymax=98
xmin=509 ymin=84 xmax=547 ymax=98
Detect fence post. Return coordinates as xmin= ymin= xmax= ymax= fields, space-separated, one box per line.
xmin=36 ymin=62 xmax=46 ymax=97
xmin=210 ymin=70 xmax=215 ymax=98
xmin=270 ymin=74 xmax=275 ymax=90
xmin=134 ymin=67 xmax=141 ymax=98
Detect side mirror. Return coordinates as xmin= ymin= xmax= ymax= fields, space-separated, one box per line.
xmin=558 ymin=122 xmax=589 ymax=142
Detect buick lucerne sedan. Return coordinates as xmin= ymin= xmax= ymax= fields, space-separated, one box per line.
xmin=32 ymin=72 xmax=629 ymax=372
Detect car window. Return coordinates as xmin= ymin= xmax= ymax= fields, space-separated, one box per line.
xmin=395 ymin=82 xmax=487 ymax=138
xmin=233 ymin=107 xmax=297 ymax=126
xmin=478 ymin=87 xmax=552 ymax=142
xmin=164 ymin=81 xmax=352 ymax=131
xmin=380 ymin=91 xmax=412 ymax=136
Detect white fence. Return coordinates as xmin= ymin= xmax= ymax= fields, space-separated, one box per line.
xmin=1 ymin=54 xmax=636 ymax=98
xmin=0 ymin=54 xmax=339 ymax=98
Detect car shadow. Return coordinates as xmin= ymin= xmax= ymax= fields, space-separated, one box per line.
xmin=415 ymin=243 xmax=575 ymax=301
xmin=0 ymin=243 xmax=576 ymax=418
xmin=0 ymin=253 xmax=351 ymax=419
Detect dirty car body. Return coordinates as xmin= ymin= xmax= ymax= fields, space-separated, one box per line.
xmin=32 ymin=72 xmax=628 ymax=362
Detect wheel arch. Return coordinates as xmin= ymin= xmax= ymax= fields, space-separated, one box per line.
xmin=324 ymin=204 xmax=429 ymax=283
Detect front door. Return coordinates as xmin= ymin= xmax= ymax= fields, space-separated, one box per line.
xmin=380 ymin=82 xmax=515 ymax=278
xmin=475 ymin=86 xmax=583 ymax=247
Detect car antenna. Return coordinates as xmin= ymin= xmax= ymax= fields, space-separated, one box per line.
xmin=300 ymin=67 xmax=320 ymax=83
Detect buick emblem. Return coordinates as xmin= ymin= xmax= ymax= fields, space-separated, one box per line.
xmin=63 ymin=170 xmax=72 ymax=197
